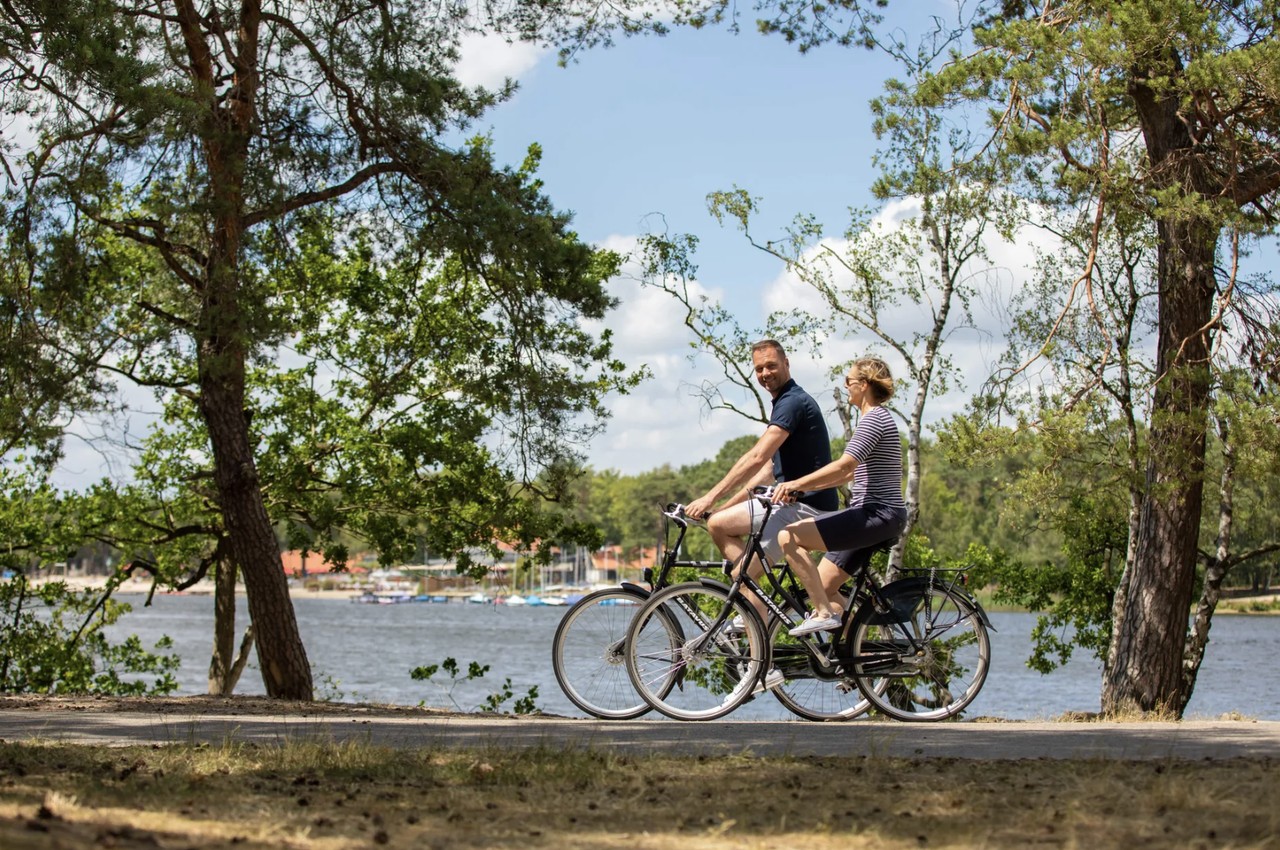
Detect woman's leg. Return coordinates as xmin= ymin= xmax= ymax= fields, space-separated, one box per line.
xmin=775 ymin=520 xmax=836 ymax=617
xmin=818 ymin=556 xmax=851 ymax=614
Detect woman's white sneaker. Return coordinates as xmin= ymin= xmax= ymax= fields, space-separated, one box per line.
xmin=788 ymin=611 xmax=841 ymax=636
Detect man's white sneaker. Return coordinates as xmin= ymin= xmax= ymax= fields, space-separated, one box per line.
xmin=751 ymin=667 xmax=785 ymax=694
xmin=789 ymin=611 xmax=841 ymax=636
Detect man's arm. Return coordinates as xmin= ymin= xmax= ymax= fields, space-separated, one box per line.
xmin=686 ymin=425 xmax=789 ymax=518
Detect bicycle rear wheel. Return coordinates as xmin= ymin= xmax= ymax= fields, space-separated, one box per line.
xmin=768 ymin=618 xmax=871 ymax=722
xmin=848 ymin=585 xmax=990 ymax=721
xmin=625 ymin=581 xmax=765 ymax=721
xmin=553 ymin=587 xmax=665 ymax=719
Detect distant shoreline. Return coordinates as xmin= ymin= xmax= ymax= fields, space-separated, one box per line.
xmin=26 ymin=574 xmax=1280 ymax=614
xmin=30 ymin=576 xmax=552 ymax=605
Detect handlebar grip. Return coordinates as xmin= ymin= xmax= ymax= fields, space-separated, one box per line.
xmin=664 ymin=503 xmax=695 ymax=521
xmin=752 ymin=484 xmax=807 ymax=504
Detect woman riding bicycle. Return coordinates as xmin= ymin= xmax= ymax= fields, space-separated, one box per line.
xmin=771 ymin=356 xmax=907 ymax=636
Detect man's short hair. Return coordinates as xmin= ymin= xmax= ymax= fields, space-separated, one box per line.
xmin=751 ymin=339 xmax=786 ymax=358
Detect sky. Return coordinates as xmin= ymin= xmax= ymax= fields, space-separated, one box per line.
xmin=45 ymin=7 xmax=1275 ymax=487
xmin=46 ymin=15 xmax=975 ymax=486
xmin=443 ymin=19 xmax=1022 ymax=476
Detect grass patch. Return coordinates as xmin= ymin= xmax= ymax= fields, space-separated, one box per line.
xmin=1218 ymin=596 xmax=1280 ymax=614
xmin=0 ymin=740 xmax=1275 ymax=849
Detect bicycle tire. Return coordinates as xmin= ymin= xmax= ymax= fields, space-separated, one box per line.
xmin=553 ymin=586 xmax=681 ymax=719
xmin=625 ymin=581 xmax=766 ymax=721
xmin=767 ymin=617 xmax=872 ymax=722
xmin=847 ymin=584 xmax=990 ymax=722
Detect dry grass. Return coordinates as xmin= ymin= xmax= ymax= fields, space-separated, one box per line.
xmin=0 ymin=739 xmax=1276 ymax=849
xmin=1217 ymin=596 xmax=1280 ymax=615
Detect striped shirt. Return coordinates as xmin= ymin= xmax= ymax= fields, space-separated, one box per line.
xmin=843 ymin=405 xmax=904 ymax=507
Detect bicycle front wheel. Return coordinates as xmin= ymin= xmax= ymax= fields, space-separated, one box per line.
xmin=768 ymin=617 xmax=871 ymax=722
xmin=848 ymin=586 xmax=990 ymax=722
xmin=552 ymin=587 xmax=664 ymax=720
xmin=625 ymin=582 xmax=766 ymax=721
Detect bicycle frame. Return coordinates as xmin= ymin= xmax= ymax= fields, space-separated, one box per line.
xmin=680 ymin=490 xmax=849 ymax=675
xmin=624 ymin=489 xmax=995 ymax=721
xmin=632 ymin=503 xmax=729 ymax=594
xmin=685 ymin=490 xmax=992 ymax=676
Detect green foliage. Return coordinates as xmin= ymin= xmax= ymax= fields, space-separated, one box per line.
xmin=1 ymin=2 xmax=651 ymax=697
xmin=410 ymin=657 xmax=540 ymax=715
xmin=971 ymin=492 xmax=1125 ymax=673
xmin=0 ymin=576 xmax=178 ymax=696
xmin=243 ymin=216 xmax=636 ymax=574
xmin=0 ymin=244 xmax=112 ymax=469
xmin=0 ymin=459 xmax=182 ymax=697
xmin=1205 ymin=371 xmax=1280 ymax=588
xmin=934 ymin=411 xmax=1132 ymax=673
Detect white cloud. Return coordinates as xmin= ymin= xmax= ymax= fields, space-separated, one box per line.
xmin=753 ymin=199 xmax=1059 ymax=434
xmin=576 ymin=230 xmax=947 ymax=475
xmin=580 ymin=235 xmax=765 ymax=473
xmin=452 ymin=34 xmax=547 ymax=89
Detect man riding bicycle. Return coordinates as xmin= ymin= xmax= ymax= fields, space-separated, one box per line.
xmin=685 ymin=339 xmax=839 ymax=685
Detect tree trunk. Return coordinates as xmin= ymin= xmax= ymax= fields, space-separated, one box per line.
xmin=201 ymin=373 xmax=313 ymax=699
xmin=1104 ymin=487 xmax=1144 ymax=680
xmin=1180 ymin=414 xmax=1234 ymax=714
xmin=1103 ymin=54 xmax=1222 ymax=717
xmin=208 ymin=557 xmax=255 ymax=696
xmin=1102 ymin=216 xmax=1216 ymax=715
xmin=207 ymin=557 xmax=236 ymax=695
xmin=1103 ymin=370 xmax=1145 ymax=681
xmin=183 ymin=1 xmax=310 ymax=700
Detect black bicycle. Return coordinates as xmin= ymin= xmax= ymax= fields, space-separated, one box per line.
xmin=552 ymin=501 xmax=875 ymax=721
xmin=623 ymin=487 xmax=994 ymax=722
xmin=550 ymin=503 xmax=726 ymax=719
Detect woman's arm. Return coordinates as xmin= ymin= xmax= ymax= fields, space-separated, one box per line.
xmin=780 ymin=453 xmax=858 ymax=496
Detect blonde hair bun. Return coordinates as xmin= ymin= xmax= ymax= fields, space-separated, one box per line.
xmin=853 ymin=357 xmax=894 ymax=403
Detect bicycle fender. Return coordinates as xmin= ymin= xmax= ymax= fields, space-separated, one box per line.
xmin=696 ymin=577 xmax=733 ymax=593
xmin=873 ymin=576 xmax=997 ymax=630
xmin=619 ymin=581 xmax=651 ymax=597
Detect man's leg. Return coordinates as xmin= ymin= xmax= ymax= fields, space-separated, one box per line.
xmin=706 ymin=502 xmax=752 ymax=566
xmin=707 ymin=502 xmax=771 ymax=622
xmin=741 ymin=499 xmax=823 ymax=622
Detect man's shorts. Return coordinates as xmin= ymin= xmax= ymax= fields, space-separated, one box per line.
xmin=746 ymin=498 xmax=828 ymax=563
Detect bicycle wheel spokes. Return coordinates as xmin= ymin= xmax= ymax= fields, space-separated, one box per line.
xmin=768 ymin=620 xmax=871 ymax=722
xmin=552 ymin=588 xmax=652 ymax=720
xmin=625 ymin=582 xmax=764 ymax=721
xmin=850 ymin=587 xmax=990 ymax=722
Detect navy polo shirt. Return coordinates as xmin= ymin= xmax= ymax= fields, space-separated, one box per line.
xmin=769 ymin=379 xmax=839 ymax=511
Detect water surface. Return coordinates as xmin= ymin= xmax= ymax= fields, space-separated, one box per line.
xmin=105 ymin=595 xmax=1280 ymax=721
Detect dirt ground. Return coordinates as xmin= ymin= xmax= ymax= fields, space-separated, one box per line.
xmin=0 ymin=695 xmax=1277 ymax=849
xmin=0 ymin=692 xmax=453 ymax=718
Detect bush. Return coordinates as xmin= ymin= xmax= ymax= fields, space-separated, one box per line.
xmin=0 ymin=575 xmax=179 ymax=695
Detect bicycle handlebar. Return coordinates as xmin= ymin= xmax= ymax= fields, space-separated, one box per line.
xmin=753 ymin=483 xmax=812 ymax=504
xmin=667 ymin=486 xmax=801 ymax=521
xmin=663 ymin=503 xmax=704 ymax=525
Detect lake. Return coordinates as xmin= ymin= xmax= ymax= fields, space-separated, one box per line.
xmin=105 ymin=594 xmax=1280 ymax=721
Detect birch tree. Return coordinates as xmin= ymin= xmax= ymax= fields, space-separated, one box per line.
xmin=640 ymin=14 xmax=1014 ymax=570
xmin=918 ymin=0 xmax=1280 ymax=714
